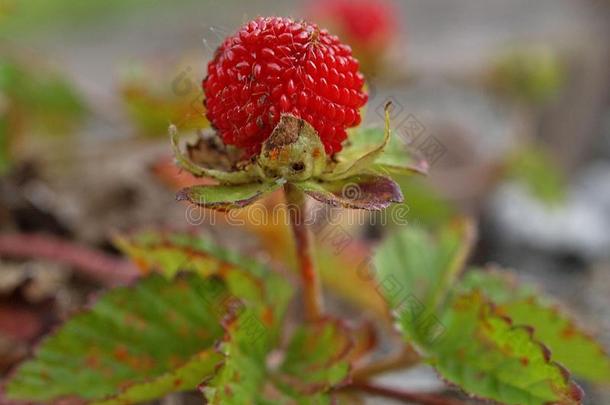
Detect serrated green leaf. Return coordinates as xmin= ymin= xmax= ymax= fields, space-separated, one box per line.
xmin=176 ymin=181 xmax=282 ymax=211
xmin=431 ymin=292 xmax=583 ymax=405
xmin=373 ymin=219 xmax=474 ymax=344
xmin=460 ymin=268 xmax=610 ymax=384
xmin=5 ymin=273 xmax=226 ymax=403
xmin=295 ymin=174 xmax=403 ymax=211
xmin=114 ymin=231 xmax=292 ymax=343
xmin=115 ymin=231 xmax=270 ymax=280
xmin=458 ymin=268 xmax=534 ymax=303
xmin=113 ymin=233 xmax=296 ymax=405
xmin=204 ymin=318 xmax=353 ymax=405
xmin=202 ymin=311 xmax=274 ymax=405
xmin=374 ymin=222 xmax=583 ymax=404
xmin=7 ymin=231 xmax=295 ymax=404
xmin=277 ymin=319 xmax=352 ymax=395
xmin=94 ymin=350 xmax=221 ymax=405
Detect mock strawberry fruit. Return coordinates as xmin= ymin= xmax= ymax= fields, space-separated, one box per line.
xmin=307 ymin=0 xmax=399 ymax=74
xmin=309 ymin=0 xmax=397 ymax=49
xmin=203 ymin=16 xmax=368 ymax=156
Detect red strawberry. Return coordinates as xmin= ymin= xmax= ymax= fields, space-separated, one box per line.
xmin=203 ymin=16 xmax=368 ymax=156
xmin=307 ymin=0 xmax=399 ymax=74
xmin=308 ymin=0 xmax=398 ymax=48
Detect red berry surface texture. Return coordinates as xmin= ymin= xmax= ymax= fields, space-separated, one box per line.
xmin=203 ymin=16 xmax=368 ymax=156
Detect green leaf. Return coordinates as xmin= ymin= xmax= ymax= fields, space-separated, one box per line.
xmin=0 ymin=59 xmax=30 ymax=98
xmin=120 ymin=64 xmax=210 ymax=137
xmin=373 ymin=219 xmax=474 ymax=344
xmin=276 ymin=319 xmax=352 ymax=395
xmin=460 ymin=268 xmax=610 ymax=384
xmin=295 ymin=174 xmax=403 ymax=210
xmin=114 ymin=231 xmax=292 ymax=342
xmin=116 ymin=231 xmax=298 ymax=405
xmin=458 ymin=268 xmax=534 ymax=303
xmin=389 ymin=176 xmax=456 ymax=228
xmin=322 ymin=103 xmax=391 ymax=181
xmin=0 ymin=114 xmax=10 ymax=175
xmin=505 ymin=142 xmax=566 ymax=204
xmin=176 ymin=181 xmax=282 ymax=211
xmin=8 ymin=232 xmax=291 ymax=403
xmin=489 ymin=46 xmax=566 ymax=104
xmin=431 ymin=292 xmax=583 ymax=405
xmin=374 ymin=222 xmax=583 ymax=404
xmin=5 ymin=273 xmax=227 ymax=403
xmin=115 ymin=230 xmax=269 ymax=280
xmin=0 ymin=57 xmax=86 ymax=135
xmin=204 ymin=318 xmax=353 ymax=405
xmin=202 ymin=315 xmax=270 ymax=405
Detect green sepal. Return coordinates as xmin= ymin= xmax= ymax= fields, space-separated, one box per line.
xmin=372 ymin=131 xmax=429 ymax=176
xmin=176 ymin=180 xmax=283 ymax=211
xmin=170 ymin=124 xmax=262 ymax=184
xmin=321 ymin=103 xmax=391 ymax=181
xmin=294 ymin=174 xmax=403 ymax=211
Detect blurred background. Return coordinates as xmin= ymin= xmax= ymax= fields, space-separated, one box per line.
xmin=1 ymin=0 xmax=609 ymax=403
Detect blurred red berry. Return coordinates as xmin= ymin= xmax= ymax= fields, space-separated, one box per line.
xmin=307 ymin=0 xmax=399 ymax=74
xmin=309 ymin=0 xmax=398 ymax=48
xmin=203 ymin=16 xmax=368 ymax=156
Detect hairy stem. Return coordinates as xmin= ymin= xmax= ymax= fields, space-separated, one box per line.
xmin=0 ymin=233 xmax=138 ymax=286
xmin=349 ymin=381 xmax=466 ymax=405
xmin=284 ymin=183 xmax=324 ymax=321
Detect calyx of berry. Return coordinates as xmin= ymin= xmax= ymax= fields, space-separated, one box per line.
xmin=172 ymin=103 xmax=427 ymax=211
xmin=258 ymin=115 xmax=327 ymax=182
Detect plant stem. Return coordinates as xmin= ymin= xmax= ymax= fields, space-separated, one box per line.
xmin=349 ymin=381 xmax=466 ymax=405
xmin=284 ymin=183 xmax=323 ymax=321
xmin=0 ymin=233 xmax=138 ymax=286
xmin=352 ymin=345 xmax=421 ymax=381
